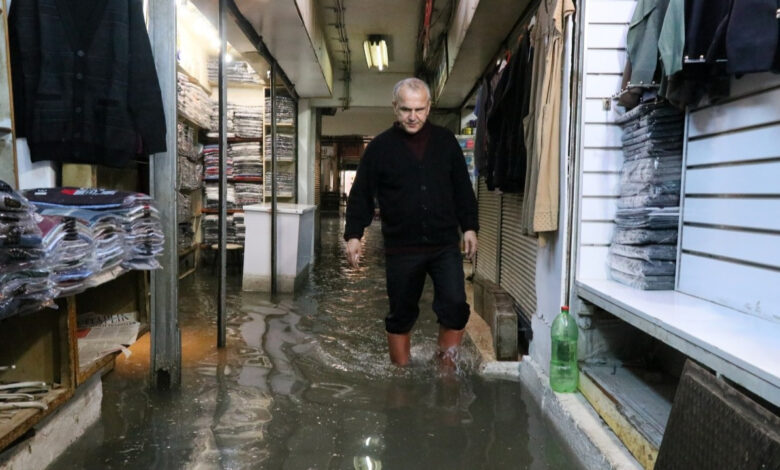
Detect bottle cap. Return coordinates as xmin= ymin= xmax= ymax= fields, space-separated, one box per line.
xmin=561 ymin=306 xmax=569 ymax=312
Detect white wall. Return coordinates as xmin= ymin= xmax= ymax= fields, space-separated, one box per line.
xmin=321 ymin=107 xmax=393 ymax=137
xmin=16 ymin=140 xmax=56 ymax=190
xmin=576 ymin=0 xmax=634 ymax=281
xmin=297 ymin=99 xmax=316 ymax=205
xmin=678 ymin=74 xmax=780 ymax=322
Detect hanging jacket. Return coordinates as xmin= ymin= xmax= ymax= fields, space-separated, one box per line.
xmin=659 ymin=0 xmax=733 ymax=109
xmin=9 ymin=0 xmax=167 ymax=168
xmin=485 ymin=34 xmax=533 ymax=193
xmin=726 ymin=0 xmax=780 ymax=74
xmin=620 ymin=0 xmax=671 ymax=109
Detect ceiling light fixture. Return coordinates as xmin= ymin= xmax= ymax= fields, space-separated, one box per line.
xmin=363 ymin=35 xmax=389 ymax=71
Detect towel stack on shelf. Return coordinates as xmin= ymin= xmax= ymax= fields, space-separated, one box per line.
xmin=177 ymin=72 xmax=213 ymax=130
xmin=204 ymin=183 xmax=237 ymax=210
xmin=231 ymin=142 xmax=263 ymax=178
xmin=203 ymin=144 xmax=233 ymax=182
xmin=233 ymin=213 xmax=245 ymax=244
xmin=265 ymin=171 xmax=295 ymax=196
xmin=235 ymin=183 xmax=263 ymax=206
xmin=230 ymin=104 xmax=263 ymax=138
xmin=0 ymin=181 xmax=57 ymax=319
xmin=207 ymin=59 xmax=262 ymax=85
xmin=608 ymin=102 xmax=684 ymax=290
xmin=264 ymin=133 xmax=295 ymax=161
xmin=265 ymin=95 xmax=295 ymax=124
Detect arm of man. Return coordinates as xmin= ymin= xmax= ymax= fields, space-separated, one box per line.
xmin=449 ymin=136 xmax=480 ymax=260
xmin=343 ymin=143 xmax=378 ymax=267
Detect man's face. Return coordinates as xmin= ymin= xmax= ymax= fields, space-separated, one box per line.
xmin=393 ymin=87 xmax=431 ymax=134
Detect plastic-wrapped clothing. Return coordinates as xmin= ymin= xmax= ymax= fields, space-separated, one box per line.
xmin=619 ymin=193 xmax=679 ymax=209
xmin=609 ymin=269 xmax=675 ymax=290
xmin=615 ymin=207 xmax=679 ymax=229
xmin=608 ymin=253 xmax=676 ymax=276
xmin=613 ymin=228 xmax=678 ymax=245
xmin=610 ymin=243 xmax=677 ymax=261
xmin=620 ymin=158 xmax=681 ymax=185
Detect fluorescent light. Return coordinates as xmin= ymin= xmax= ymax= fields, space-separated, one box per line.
xmin=363 ymin=41 xmax=372 ymax=69
xmin=363 ymin=36 xmax=388 ymax=71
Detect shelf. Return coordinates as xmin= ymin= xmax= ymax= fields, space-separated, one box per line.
xmin=76 ymin=321 xmax=149 ymax=385
xmin=265 ymin=122 xmax=295 ymax=128
xmin=263 ymin=158 xmax=295 ymax=163
xmin=77 ymin=351 xmax=120 ymax=386
xmin=0 ymin=387 xmax=72 ymax=451
xmin=177 ymin=63 xmax=211 ymax=94
xmin=178 ymin=244 xmax=198 ymax=257
xmin=265 ymin=192 xmax=294 ymax=198
xmin=208 ymin=80 xmax=263 ymax=90
xmin=203 ymin=176 xmax=263 ymax=183
xmin=577 ymin=279 xmax=780 ymax=408
xmin=201 ymin=208 xmax=243 ymax=214
xmin=205 ymin=136 xmax=263 ymax=144
xmin=177 ymin=109 xmax=210 ymax=130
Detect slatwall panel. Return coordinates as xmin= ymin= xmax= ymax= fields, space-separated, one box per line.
xmin=500 ymin=193 xmax=538 ymax=318
xmin=576 ymin=0 xmax=635 ymax=280
xmin=476 ymin=178 xmax=500 ymax=283
xmin=678 ymin=75 xmax=780 ymax=322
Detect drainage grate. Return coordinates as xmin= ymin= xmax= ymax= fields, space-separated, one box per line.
xmin=655 ymin=361 xmax=780 ymax=470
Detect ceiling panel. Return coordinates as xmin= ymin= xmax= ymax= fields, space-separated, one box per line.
xmin=191 ymin=0 xmax=333 ymax=97
xmin=436 ymin=0 xmax=533 ymax=108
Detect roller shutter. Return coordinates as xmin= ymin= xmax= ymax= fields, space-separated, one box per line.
xmin=475 ymin=178 xmax=500 ymax=283
xmin=500 ymin=193 xmax=537 ymax=319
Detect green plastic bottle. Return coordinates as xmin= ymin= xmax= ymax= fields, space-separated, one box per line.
xmin=550 ymin=305 xmax=579 ymax=393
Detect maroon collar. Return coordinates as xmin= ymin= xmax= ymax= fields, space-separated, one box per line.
xmin=394 ymin=121 xmax=431 ymax=160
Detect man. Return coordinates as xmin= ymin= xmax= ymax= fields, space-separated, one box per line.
xmin=344 ymin=77 xmax=479 ymax=367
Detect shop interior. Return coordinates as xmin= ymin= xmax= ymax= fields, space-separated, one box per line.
xmin=0 ymin=0 xmax=778 ymax=467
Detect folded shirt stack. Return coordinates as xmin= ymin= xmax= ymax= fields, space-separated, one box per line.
xmin=265 ymin=171 xmax=295 ymax=195
xmin=265 ymin=95 xmax=295 ymax=125
xmin=264 ymin=133 xmax=295 ymax=161
xmin=0 ymin=181 xmax=58 ymax=319
xmin=608 ymin=102 xmax=684 ymax=290
xmin=177 ymin=72 xmax=214 ymax=130
xmin=207 ymin=59 xmax=262 ymax=85
xmin=203 ymin=144 xmax=233 ymax=182
xmin=36 ymin=214 xmax=97 ymax=296
xmin=25 ymin=188 xmax=165 ymax=272
xmin=204 ymin=182 xmax=237 ymax=210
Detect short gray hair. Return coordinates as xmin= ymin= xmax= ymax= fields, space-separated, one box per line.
xmin=393 ymin=78 xmax=431 ymax=103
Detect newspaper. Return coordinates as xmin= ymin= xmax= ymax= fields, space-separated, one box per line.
xmin=77 ymin=311 xmax=140 ymax=368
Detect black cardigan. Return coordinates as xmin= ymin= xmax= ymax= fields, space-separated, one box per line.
xmin=9 ymin=0 xmax=166 ymax=168
xmin=344 ymin=123 xmax=479 ymax=248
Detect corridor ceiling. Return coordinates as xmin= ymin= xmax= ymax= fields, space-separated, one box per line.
xmin=194 ymin=0 xmax=533 ymax=110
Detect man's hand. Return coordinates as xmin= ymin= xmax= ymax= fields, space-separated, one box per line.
xmin=346 ymin=238 xmax=362 ymax=268
xmin=464 ymin=230 xmax=478 ymax=261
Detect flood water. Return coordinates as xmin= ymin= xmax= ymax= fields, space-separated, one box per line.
xmin=51 ymin=215 xmax=580 ymax=469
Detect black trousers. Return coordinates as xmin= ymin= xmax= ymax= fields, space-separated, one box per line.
xmin=384 ymin=245 xmax=470 ymax=334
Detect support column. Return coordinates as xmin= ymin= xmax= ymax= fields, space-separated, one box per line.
xmin=147 ymin=0 xmax=181 ymax=389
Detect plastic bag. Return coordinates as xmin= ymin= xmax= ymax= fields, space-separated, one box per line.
xmin=609 ymin=269 xmax=675 ymax=290
xmin=612 ymin=228 xmax=678 ymax=245
xmin=610 ymin=243 xmax=678 ymax=261
xmin=608 ymin=253 xmax=676 ymax=276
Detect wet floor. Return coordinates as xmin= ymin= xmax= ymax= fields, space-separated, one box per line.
xmin=51 ymin=215 xmax=580 ymax=469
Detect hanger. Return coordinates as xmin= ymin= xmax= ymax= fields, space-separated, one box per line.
xmin=683 ymin=55 xmax=727 ymax=64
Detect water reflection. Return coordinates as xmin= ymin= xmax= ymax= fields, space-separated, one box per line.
xmin=49 ymin=214 xmax=578 ymax=470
